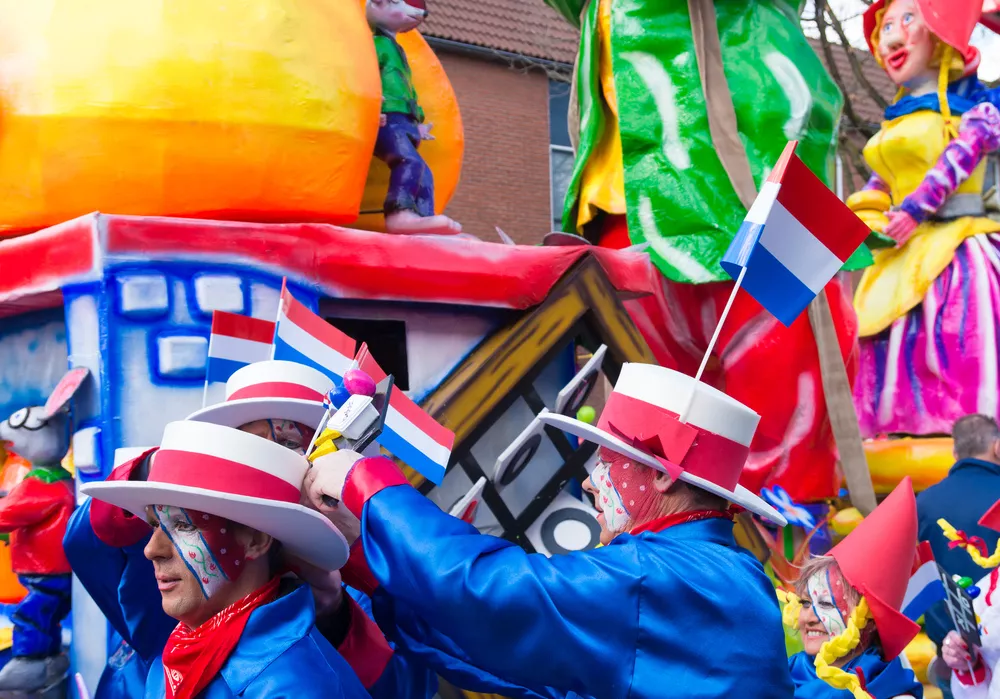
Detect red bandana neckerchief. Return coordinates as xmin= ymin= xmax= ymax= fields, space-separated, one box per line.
xmin=162 ymin=576 xmax=281 ymax=699
xmin=629 ymin=509 xmax=733 ymax=536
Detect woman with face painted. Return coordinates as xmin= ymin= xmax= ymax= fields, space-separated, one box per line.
xmin=780 ymin=478 xmax=923 ymax=698
xmin=65 ymin=360 xmax=438 ymax=699
xmin=72 ymin=420 xmax=367 ymax=699
xmin=304 ymin=364 xmax=795 ymax=699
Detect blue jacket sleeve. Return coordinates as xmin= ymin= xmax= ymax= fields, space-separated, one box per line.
xmin=357 ymin=484 xmax=641 ymax=699
xmin=345 ymin=586 xmax=439 ymax=699
xmin=241 ymin=635 xmax=369 ymax=699
xmin=63 ymin=499 xmax=175 ymax=662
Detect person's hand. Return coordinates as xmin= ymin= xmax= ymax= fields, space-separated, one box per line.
xmin=302 ymin=450 xmax=365 ymax=545
xmin=885 ymin=210 xmax=918 ymax=245
xmin=418 ymin=122 xmax=435 ymax=141
xmin=285 ymin=551 xmax=344 ymax=615
xmin=942 ymin=631 xmax=977 ymax=671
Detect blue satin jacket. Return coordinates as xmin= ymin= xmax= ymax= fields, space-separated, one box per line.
xmin=788 ymin=650 xmax=923 ymax=698
xmin=358 ymin=485 xmax=795 ymax=699
xmin=63 ymin=501 xmax=370 ymax=699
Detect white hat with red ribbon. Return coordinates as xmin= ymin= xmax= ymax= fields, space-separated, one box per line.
xmin=540 ymin=363 xmax=785 ymax=526
xmin=187 ymin=360 xmax=333 ymax=429
xmin=81 ymin=420 xmax=348 ymax=570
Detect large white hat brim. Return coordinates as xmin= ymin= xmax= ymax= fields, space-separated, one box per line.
xmin=186 ymin=397 xmax=327 ymax=430
xmin=80 ymin=480 xmax=349 ymax=571
xmin=540 ymin=412 xmax=787 ymax=527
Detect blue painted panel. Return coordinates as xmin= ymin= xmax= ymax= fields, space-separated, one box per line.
xmin=0 ymin=308 xmax=68 ymax=419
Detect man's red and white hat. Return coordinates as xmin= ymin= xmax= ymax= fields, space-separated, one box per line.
xmin=187 ymin=360 xmax=332 ymax=429
xmin=540 ymin=363 xmax=786 ymax=525
xmin=82 ymin=420 xmax=348 ymax=570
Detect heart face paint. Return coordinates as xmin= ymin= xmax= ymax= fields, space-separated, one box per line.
xmin=153 ymin=506 xmax=244 ymax=599
xmin=591 ymin=460 xmax=630 ymax=532
xmin=807 ymin=568 xmax=849 ymax=637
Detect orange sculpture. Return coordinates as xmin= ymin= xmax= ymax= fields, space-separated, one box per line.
xmin=0 ymin=1 xmax=462 ymax=236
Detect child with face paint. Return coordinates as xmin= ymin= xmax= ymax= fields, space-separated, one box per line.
xmin=780 ymin=479 xmax=923 ymax=698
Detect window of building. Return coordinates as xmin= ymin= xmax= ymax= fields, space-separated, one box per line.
xmin=549 ymin=79 xmax=574 ymax=232
xmin=325 ymin=317 xmax=410 ymax=390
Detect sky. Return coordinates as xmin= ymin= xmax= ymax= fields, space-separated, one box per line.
xmin=801 ymin=0 xmax=1000 ymax=81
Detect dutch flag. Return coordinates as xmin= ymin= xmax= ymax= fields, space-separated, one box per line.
xmin=902 ymin=542 xmax=948 ymax=622
xmin=356 ymin=343 xmax=455 ymax=485
xmin=720 ymin=141 xmax=870 ymax=327
xmin=206 ymin=311 xmax=276 ymax=385
xmin=272 ymin=281 xmax=356 ymax=380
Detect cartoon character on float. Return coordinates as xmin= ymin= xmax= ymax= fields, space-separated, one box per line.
xmin=0 ymin=0 xmax=462 ymax=237
xmin=849 ymin=0 xmax=1000 ymax=446
xmin=365 ymin=0 xmax=462 ymax=236
xmin=541 ymin=0 xmax=866 ymax=504
xmin=0 ymin=369 xmax=87 ymax=695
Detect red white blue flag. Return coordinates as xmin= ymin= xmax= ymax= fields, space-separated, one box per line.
xmin=206 ymin=311 xmax=275 ymax=384
xmin=720 ymin=141 xmax=870 ymax=326
xmin=271 ymin=280 xmax=356 ymax=380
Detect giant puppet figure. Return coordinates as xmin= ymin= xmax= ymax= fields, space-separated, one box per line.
xmin=541 ymin=0 xmax=866 ymax=502
xmin=849 ymin=0 xmax=1000 ymax=438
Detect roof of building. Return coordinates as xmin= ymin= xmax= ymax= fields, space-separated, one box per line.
xmin=420 ymin=1 xmax=896 ymax=122
xmin=0 ymin=214 xmax=658 ymax=319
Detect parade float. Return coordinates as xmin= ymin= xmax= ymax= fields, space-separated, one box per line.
xmin=0 ymin=0 xmax=661 ymax=693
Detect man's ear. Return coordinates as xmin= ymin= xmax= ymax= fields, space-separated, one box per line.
xmin=243 ymin=530 xmax=274 ymax=561
xmin=651 ymin=470 xmax=673 ymax=494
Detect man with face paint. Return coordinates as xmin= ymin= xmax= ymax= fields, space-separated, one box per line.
xmin=781 ymin=478 xmax=923 ymax=698
xmin=70 ymin=419 xmax=368 ymax=698
xmin=65 ymin=360 xmax=438 ymax=699
xmin=305 ymin=363 xmax=795 ymax=699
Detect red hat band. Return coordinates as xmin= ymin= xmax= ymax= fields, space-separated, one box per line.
xmin=597 ymin=391 xmax=749 ymax=492
xmin=227 ymin=382 xmax=325 ymax=403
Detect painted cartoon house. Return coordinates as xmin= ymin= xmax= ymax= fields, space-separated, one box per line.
xmin=0 ymin=212 xmax=657 ymax=688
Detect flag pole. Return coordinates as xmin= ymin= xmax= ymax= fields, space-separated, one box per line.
xmin=680 ymin=265 xmax=747 ymax=422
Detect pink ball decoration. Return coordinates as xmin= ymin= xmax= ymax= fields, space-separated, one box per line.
xmin=343 ymin=368 xmax=377 ymax=397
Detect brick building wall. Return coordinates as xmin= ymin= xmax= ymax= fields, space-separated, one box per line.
xmin=435 ymin=51 xmax=556 ymax=245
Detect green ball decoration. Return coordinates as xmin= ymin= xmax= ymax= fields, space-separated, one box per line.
xmin=576 ymin=406 xmax=597 ymax=424
xmin=958 ymin=576 xmax=974 ymax=589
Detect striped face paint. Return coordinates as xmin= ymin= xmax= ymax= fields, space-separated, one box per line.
xmin=152 ymin=506 xmax=244 ymax=599
xmin=807 ymin=568 xmax=849 ymax=637
xmin=591 ymin=460 xmax=630 ymax=532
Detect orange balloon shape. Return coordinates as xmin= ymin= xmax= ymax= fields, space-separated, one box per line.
xmin=354 ymin=30 xmax=464 ymax=232
xmin=0 ymin=0 xmax=382 ymax=236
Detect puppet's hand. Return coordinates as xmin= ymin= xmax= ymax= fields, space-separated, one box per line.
xmin=380 ymin=114 xmax=387 ymax=128
xmin=885 ymin=210 xmax=918 ymax=245
xmin=418 ymin=122 xmax=435 ymax=141
xmin=942 ymin=631 xmax=976 ymax=671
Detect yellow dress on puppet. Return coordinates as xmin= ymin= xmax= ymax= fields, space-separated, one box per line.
xmin=850 ymin=0 xmax=1000 ymax=437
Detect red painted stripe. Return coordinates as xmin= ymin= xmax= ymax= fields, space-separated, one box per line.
xmin=100 ymin=215 xmax=658 ymax=309
xmin=279 ymin=284 xmax=356 ymax=356
xmin=765 ymin=141 xmax=799 ymax=184
xmin=211 ymin=311 xmax=276 ymax=344
xmin=597 ymin=392 xmax=749 ymax=492
xmin=775 ymin=154 xmax=869 ymax=262
xmin=356 ymin=345 xmax=454 ymax=450
xmin=0 ymin=217 xmax=96 ymax=301
xmin=228 ymin=381 xmax=325 ymax=402
xmin=150 ymin=449 xmax=300 ymax=503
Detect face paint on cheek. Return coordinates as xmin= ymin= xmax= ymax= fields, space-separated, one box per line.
xmin=154 ymin=506 xmax=245 ymax=599
xmin=807 ymin=569 xmax=849 ymax=637
xmin=591 ymin=461 xmax=630 ymax=531
xmin=267 ymin=419 xmax=307 ymax=455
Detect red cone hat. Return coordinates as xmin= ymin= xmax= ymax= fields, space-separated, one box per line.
xmin=828 ymin=477 xmax=920 ymax=661
xmin=864 ymin=0 xmax=981 ymax=68
xmin=979 ymin=498 xmax=1000 ymax=532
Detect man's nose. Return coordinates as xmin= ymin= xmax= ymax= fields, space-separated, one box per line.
xmin=144 ymin=526 xmax=174 ymax=561
xmin=582 ymin=476 xmax=597 ymax=496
